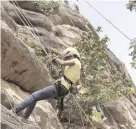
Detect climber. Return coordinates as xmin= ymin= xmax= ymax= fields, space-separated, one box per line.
xmin=13 ymin=47 xmax=81 ymax=119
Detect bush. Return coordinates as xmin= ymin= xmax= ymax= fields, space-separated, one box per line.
xmin=126 ymin=1 xmax=136 ymax=11
xmin=129 ymin=38 xmax=136 ymax=69
xmin=74 ymin=31 xmax=132 ymax=102
xmin=35 ymin=1 xmax=60 ymax=16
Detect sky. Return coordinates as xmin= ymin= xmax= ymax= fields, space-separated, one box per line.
xmin=76 ymin=0 xmax=136 ymax=85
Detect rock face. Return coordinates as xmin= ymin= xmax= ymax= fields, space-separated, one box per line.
xmin=1 ymin=22 xmax=52 ymax=91
xmin=106 ymin=49 xmax=132 ymax=82
xmin=105 ymin=97 xmax=136 ymax=129
xmin=1 ymin=3 xmax=52 ymax=92
xmin=1 ymin=104 xmax=41 ymax=129
xmin=1 ymin=79 xmax=63 ymax=129
xmin=1 ymin=1 xmax=136 ymax=129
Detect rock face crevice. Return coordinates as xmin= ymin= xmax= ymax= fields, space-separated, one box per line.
xmin=1 ymin=1 xmax=136 ymax=129
xmin=1 ymin=79 xmax=63 ymax=129
xmin=1 ymin=22 xmax=52 ymax=91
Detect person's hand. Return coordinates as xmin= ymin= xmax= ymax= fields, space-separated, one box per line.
xmin=77 ymin=85 xmax=82 ymax=90
xmin=70 ymin=87 xmax=78 ymax=95
xmin=52 ymin=56 xmax=58 ymax=63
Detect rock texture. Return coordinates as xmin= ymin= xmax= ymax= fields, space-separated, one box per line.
xmin=1 ymin=22 xmax=52 ymax=91
xmin=1 ymin=1 xmax=136 ymax=129
xmin=1 ymin=104 xmax=41 ymax=129
xmin=1 ymin=79 xmax=63 ymax=129
xmin=104 ymin=97 xmax=136 ymax=129
xmin=1 ymin=4 xmax=52 ymax=91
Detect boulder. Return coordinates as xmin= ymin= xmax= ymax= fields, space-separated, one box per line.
xmin=1 ymin=1 xmax=136 ymax=129
xmin=129 ymin=94 xmax=136 ymax=106
xmin=105 ymin=97 xmax=136 ymax=129
xmin=2 ymin=1 xmax=69 ymax=51
xmin=1 ymin=9 xmax=18 ymax=32
xmin=40 ymin=29 xmax=68 ymax=50
xmin=15 ymin=1 xmax=37 ymax=12
xmin=53 ymin=25 xmax=83 ymax=46
xmin=2 ymin=1 xmax=54 ymax=31
xmin=9 ymin=1 xmax=91 ymax=31
xmin=1 ymin=20 xmax=52 ymax=92
xmin=1 ymin=79 xmax=63 ymax=129
xmin=1 ymin=104 xmax=41 ymax=129
xmin=49 ymin=4 xmax=91 ymax=31
xmin=106 ymin=49 xmax=132 ymax=82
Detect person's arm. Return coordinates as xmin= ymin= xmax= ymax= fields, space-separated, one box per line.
xmin=55 ymin=58 xmax=75 ymax=66
xmin=76 ymin=79 xmax=82 ymax=89
xmin=70 ymin=79 xmax=82 ymax=95
xmin=77 ymin=79 xmax=80 ymax=85
xmin=50 ymin=48 xmax=62 ymax=57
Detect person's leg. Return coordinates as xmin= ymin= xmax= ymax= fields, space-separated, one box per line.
xmin=14 ymin=85 xmax=58 ymax=115
xmin=23 ymin=102 xmax=36 ymax=118
xmin=32 ymin=85 xmax=58 ymax=101
xmin=56 ymin=98 xmax=64 ymax=119
xmin=14 ymin=94 xmax=36 ymax=114
xmin=23 ymin=85 xmax=58 ymax=118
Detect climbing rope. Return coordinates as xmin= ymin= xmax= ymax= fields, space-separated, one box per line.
xmin=104 ymin=105 xmax=120 ymax=129
xmin=14 ymin=0 xmax=71 ymax=53
xmin=13 ymin=1 xmax=40 ymax=38
xmin=65 ymin=4 xmax=118 ymax=128
xmin=70 ymin=93 xmax=95 ymax=129
xmin=75 ymin=2 xmax=135 ymax=128
xmin=11 ymin=0 xmax=49 ymax=56
xmin=77 ymin=103 xmax=85 ymax=129
xmin=85 ymin=0 xmax=135 ymax=44
xmin=11 ymin=0 xmax=71 ymax=58
xmin=2 ymin=3 xmax=49 ymax=128
xmin=1 ymin=86 xmax=24 ymax=129
xmin=66 ymin=94 xmax=85 ymax=129
xmin=14 ymin=0 xmax=58 ymax=57
xmin=71 ymin=94 xmax=85 ymax=129
xmin=2 ymin=1 xmax=121 ymax=128
xmin=10 ymin=0 xmax=61 ymax=78
xmin=9 ymin=2 xmax=100 ymax=128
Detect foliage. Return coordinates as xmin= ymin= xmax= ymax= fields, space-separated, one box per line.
xmin=126 ymin=1 xmax=136 ymax=11
xmin=35 ymin=1 xmax=60 ymax=16
xmin=129 ymin=38 xmax=136 ymax=69
xmin=126 ymin=2 xmax=136 ymax=68
xmin=35 ymin=45 xmax=46 ymax=57
xmin=23 ymin=37 xmax=46 ymax=59
xmin=64 ymin=0 xmax=69 ymax=5
xmin=74 ymin=31 xmax=132 ymax=102
xmin=23 ymin=37 xmax=36 ymax=48
xmin=96 ymin=26 xmax=103 ymax=33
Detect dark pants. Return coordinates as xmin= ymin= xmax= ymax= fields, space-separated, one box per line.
xmin=14 ymin=83 xmax=68 ymax=118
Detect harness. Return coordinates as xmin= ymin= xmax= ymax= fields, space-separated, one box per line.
xmin=55 ymin=75 xmax=73 ymax=99
xmin=63 ymin=75 xmax=73 ymax=86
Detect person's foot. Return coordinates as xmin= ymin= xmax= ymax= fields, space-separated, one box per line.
xmin=9 ymin=109 xmax=14 ymax=114
xmin=9 ymin=108 xmax=17 ymax=114
xmin=20 ymin=116 xmax=34 ymax=124
xmin=102 ymin=116 xmax=107 ymax=121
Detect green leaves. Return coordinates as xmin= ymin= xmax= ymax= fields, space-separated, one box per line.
xmin=74 ymin=31 xmax=132 ymax=102
xmin=129 ymin=38 xmax=136 ymax=69
xmin=126 ymin=1 xmax=136 ymax=11
xmin=35 ymin=1 xmax=60 ymax=16
xmin=96 ymin=26 xmax=103 ymax=33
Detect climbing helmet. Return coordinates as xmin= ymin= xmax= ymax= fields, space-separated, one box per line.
xmin=62 ymin=47 xmax=80 ymax=59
